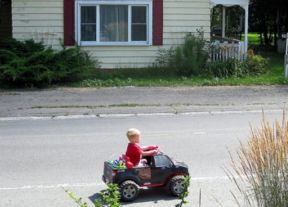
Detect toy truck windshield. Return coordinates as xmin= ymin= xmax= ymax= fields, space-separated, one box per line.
xmin=153 ymin=155 xmax=173 ymax=168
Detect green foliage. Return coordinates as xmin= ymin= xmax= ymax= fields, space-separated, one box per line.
xmin=206 ymin=58 xmax=244 ymax=78
xmin=206 ymin=54 xmax=269 ymax=78
xmin=154 ymin=32 xmax=209 ymax=76
xmin=65 ymin=184 xmax=121 ymax=207
xmin=0 ymin=38 xmax=45 ymax=58
xmin=100 ymin=184 xmax=121 ymax=207
xmin=242 ymin=55 xmax=269 ymax=75
xmin=65 ymin=189 xmax=89 ymax=207
xmin=175 ymin=176 xmax=191 ymax=207
xmin=154 ymin=48 xmax=177 ymax=70
xmin=0 ymin=38 xmax=100 ymax=88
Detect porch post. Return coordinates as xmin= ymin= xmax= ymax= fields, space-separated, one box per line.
xmin=244 ymin=4 xmax=249 ymax=52
xmin=285 ymin=33 xmax=288 ymax=78
xmin=222 ymin=6 xmax=226 ymax=38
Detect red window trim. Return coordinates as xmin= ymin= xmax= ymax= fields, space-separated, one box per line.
xmin=64 ymin=0 xmax=75 ymax=46
xmin=152 ymin=0 xmax=163 ymax=46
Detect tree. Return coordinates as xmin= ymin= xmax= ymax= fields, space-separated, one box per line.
xmin=250 ymin=0 xmax=288 ymax=49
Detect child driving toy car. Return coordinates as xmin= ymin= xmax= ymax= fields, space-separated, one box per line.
xmin=125 ymin=128 xmax=159 ymax=168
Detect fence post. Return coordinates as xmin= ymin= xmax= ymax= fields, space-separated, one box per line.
xmin=285 ymin=33 xmax=288 ymax=79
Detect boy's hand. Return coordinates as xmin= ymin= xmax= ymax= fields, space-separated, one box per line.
xmin=149 ymin=145 xmax=159 ymax=150
xmin=152 ymin=148 xmax=160 ymax=155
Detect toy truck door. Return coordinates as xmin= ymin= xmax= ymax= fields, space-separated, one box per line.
xmin=151 ymin=155 xmax=174 ymax=185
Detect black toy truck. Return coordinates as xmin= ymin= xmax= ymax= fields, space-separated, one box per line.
xmin=102 ymin=152 xmax=189 ymax=201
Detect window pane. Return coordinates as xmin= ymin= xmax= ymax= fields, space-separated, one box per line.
xmin=132 ymin=6 xmax=147 ymax=41
xmin=81 ymin=6 xmax=96 ymax=23
xmin=100 ymin=5 xmax=128 ymax=42
xmin=81 ymin=25 xmax=96 ymax=41
xmin=132 ymin=6 xmax=147 ymax=24
xmin=154 ymin=156 xmax=173 ymax=168
xmin=81 ymin=6 xmax=96 ymax=41
xmin=132 ymin=25 xmax=147 ymax=41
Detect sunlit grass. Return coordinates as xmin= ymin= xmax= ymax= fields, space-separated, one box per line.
xmin=241 ymin=32 xmax=261 ymax=45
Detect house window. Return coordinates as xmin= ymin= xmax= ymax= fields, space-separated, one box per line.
xmin=81 ymin=6 xmax=97 ymax=41
xmin=77 ymin=1 xmax=152 ymax=46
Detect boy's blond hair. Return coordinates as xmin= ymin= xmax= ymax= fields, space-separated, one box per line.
xmin=126 ymin=128 xmax=141 ymax=140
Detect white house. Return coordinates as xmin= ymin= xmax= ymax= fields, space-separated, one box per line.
xmin=0 ymin=0 xmax=249 ymax=68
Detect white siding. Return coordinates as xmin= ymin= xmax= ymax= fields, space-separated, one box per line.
xmin=12 ymin=0 xmax=210 ymax=68
xmin=12 ymin=0 xmax=63 ymax=49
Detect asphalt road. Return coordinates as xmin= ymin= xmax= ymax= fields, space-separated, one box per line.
xmin=0 ymin=111 xmax=284 ymax=207
xmin=1 ymin=86 xmax=288 ymax=117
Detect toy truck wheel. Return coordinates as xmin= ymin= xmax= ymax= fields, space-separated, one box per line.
xmin=169 ymin=175 xmax=185 ymax=196
xmin=120 ymin=180 xmax=140 ymax=202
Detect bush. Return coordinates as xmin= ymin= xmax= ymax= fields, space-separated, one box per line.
xmin=242 ymin=54 xmax=269 ymax=75
xmin=229 ymin=112 xmax=288 ymax=206
xmin=0 ymin=38 xmax=100 ymax=88
xmin=154 ymin=32 xmax=209 ymax=76
xmin=206 ymin=54 xmax=268 ymax=78
xmin=206 ymin=58 xmax=244 ymax=78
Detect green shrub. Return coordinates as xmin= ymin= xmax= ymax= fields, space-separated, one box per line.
xmin=154 ymin=47 xmax=177 ymax=69
xmin=242 ymin=54 xmax=269 ymax=75
xmin=154 ymin=32 xmax=209 ymax=76
xmin=0 ymin=38 xmax=45 ymax=58
xmin=175 ymin=176 xmax=191 ymax=207
xmin=206 ymin=54 xmax=268 ymax=78
xmin=0 ymin=38 xmax=100 ymax=88
xmin=206 ymin=58 xmax=244 ymax=78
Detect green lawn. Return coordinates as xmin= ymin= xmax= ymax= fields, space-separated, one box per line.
xmin=241 ymin=32 xmax=261 ymax=45
xmin=72 ymin=52 xmax=286 ymax=88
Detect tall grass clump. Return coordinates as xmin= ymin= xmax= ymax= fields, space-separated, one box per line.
xmin=154 ymin=31 xmax=209 ymax=77
xmin=229 ymin=112 xmax=288 ymax=206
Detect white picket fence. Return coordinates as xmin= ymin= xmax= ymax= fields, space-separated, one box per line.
xmin=211 ymin=41 xmax=246 ymax=62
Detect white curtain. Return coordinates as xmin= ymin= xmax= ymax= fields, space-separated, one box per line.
xmin=100 ymin=5 xmax=128 ymax=42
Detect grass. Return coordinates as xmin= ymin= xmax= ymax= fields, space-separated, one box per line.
xmin=228 ymin=111 xmax=288 ymax=206
xmin=70 ymin=51 xmax=286 ymax=88
xmin=241 ymin=32 xmax=261 ymax=45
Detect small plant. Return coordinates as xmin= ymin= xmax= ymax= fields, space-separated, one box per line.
xmin=175 ymin=176 xmax=191 ymax=207
xmin=229 ymin=111 xmax=288 ymax=206
xmin=206 ymin=53 xmax=269 ymax=78
xmin=65 ymin=183 xmax=121 ymax=207
xmin=154 ymin=31 xmax=209 ymax=77
xmin=100 ymin=184 xmax=121 ymax=207
xmin=242 ymin=54 xmax=269 ymax=75
xmin=65 ymin=189 xmax=88 ymax=207
xmin=206 ymin=58 xmax=243 ymax=78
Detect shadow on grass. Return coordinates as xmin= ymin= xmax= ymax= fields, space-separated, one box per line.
xmin=89 ymin=188 xmax=177 ymax=206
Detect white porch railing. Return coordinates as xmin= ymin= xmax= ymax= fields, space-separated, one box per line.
xmin=211 ymin=41 xmax=246 ymax=62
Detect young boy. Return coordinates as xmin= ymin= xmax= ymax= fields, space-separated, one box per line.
xmin=125 ymin=128 xmax=159 ymax=167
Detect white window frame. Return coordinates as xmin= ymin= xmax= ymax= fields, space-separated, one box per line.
xmin=75 ymin=0 xmax=153 ymax=46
